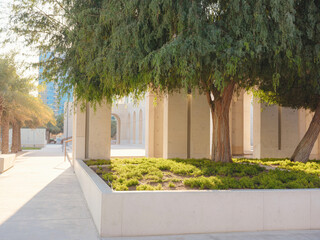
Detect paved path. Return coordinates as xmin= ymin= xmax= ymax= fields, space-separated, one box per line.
xmin=111 ymin=144 xmax=145 ymax=157
xmin=0 ymin=145 xmax=99 ymax=240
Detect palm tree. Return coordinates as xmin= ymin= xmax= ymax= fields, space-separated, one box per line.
xmin=0 ymin=56 xmax=55 ymax=154
xmin=9 ymin=94 xmax=55 ymax=153
xmin=0 ymin=56 xmax=18 ymax=125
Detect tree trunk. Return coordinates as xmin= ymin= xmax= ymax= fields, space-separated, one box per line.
xmin=11 ymin=122 xmax=20 ymax=153
xmin=18 ymin=125 xmax=22 ymax=151
xmin=0 ymin=96 xmax=3 ymax=125
xmin=207 ymin=82 xmax=235 ymax=163
xmin=1 ymin=112 xmax=9 ymax=154
xmin=291 ymin=103 xmax=320 ymax=163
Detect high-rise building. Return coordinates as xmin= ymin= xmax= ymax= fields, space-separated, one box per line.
xmin=39 ymin=53 xmax=69 ymax=116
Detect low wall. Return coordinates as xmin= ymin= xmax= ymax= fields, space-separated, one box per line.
xmin=0 ymin=154 xmax=16 ymax=173
xmin=74 ymin=159 xmax=320 ymax=238
xmin=19 ymin=128 xmax=47 ymax=148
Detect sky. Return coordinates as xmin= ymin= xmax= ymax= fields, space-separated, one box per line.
xmin=0 ymin=0 xmax=39 ymax=81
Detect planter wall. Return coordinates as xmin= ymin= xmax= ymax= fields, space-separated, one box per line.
xmin=74 ymin=159 xmax=320 ymax=238
xmin=0 ymin=154 xmax=16 ymax=173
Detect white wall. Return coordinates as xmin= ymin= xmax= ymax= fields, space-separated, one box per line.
xmin=9 ymin=128 xmax=47 ymax=148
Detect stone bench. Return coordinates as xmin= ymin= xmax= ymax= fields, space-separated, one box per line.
xmin=0 ymin=154 xmax=16 ymax=173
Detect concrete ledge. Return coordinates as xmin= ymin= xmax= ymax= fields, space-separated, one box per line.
xmin=74 ymin=159 xmax=320 ymax=238
xmin=0 ymin=154 xmax=16 ymax=173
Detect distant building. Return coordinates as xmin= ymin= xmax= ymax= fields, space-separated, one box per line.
xmin=39 ymin=53 xmax=69 ymax=116
xmin=63 ymin=102 xmax=73 ymax=140
xmin=112 ymin=96 xmax=146 ymax=145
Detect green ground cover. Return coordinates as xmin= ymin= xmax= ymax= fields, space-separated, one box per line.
xmin=85 ymin=158 xmax=320 ymax=191
xmin=22 ymin=147 xmax=42 ymax=150
xmin=234 ymin=158 xmax=320 ymax=176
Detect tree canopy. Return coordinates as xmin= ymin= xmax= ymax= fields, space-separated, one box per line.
xmin=11 ymin=0 xmax=300 ymax=104
xmin=10 ymin=0 xmax=314 ymax=161
xmin=256 ymin=0 xmax=320 ymax=162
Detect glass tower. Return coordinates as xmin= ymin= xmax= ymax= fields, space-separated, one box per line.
xmin=39 ymin=53 xmax=69 ymax=116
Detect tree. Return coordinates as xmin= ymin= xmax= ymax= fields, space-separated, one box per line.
xmin=257 ymin=0 xmax=320 ymax=162
xmin=1 ymin=111 xmax=10 ymax=154
xmin=0 ymin=56 xmax=55 ymax=153
xmin=10 ymin=95 xmax=55 ymax=153
xmin=111 ymin=116 xmax=117 ymax=139
xmin=46 ymin=114 xmax=63 ymax=135
xmin=0 ymin=56 xmax=28 ymax=154
xmin=56 ymin=114 xmax=64 ymax=133
xmin=0 ymin=56 xmax=19 ymax=125
xmin=11 ymin=0 xmax=300 ymax=162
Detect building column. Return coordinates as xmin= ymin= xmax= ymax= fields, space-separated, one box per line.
xmin=87 ymin=102 xmax=111 ymax=160
xmin=190 ymin=92 xmax=211 ymax=159
xmin=146 ymin=91 xmax=211 ymax=159
xmin=243 ymin=92 xmax=253 ymax=154
xmin=73 ymin=102 xmax=86 ymax=161
xmin=163 ymin=93 xmax=188 ymax=159
xmin=145 ymin=93 xmax=164 ymax=158
xmin=231 ymin=92 xmax=244 ymax=155
xmin=253 ymin=99 xmax=300 ymax=159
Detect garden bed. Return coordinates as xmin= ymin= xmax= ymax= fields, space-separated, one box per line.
xmin=75 ymin=158 xmax=320 ymax=237
xmin=85 ymin=158 xmax=320 ymax=191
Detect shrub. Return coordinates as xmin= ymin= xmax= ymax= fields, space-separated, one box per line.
xmin=85 ymin=159 xmax=111 ymax=166
xmin=87 ymin=157 xmax=320 ymax=191
xmin=136 ymin=184 xmax=162 ymax=191
xmin=184 ymin=176 xmax=221 ymax=189
xmin=126 ymin=178 xmax=139 ymax=187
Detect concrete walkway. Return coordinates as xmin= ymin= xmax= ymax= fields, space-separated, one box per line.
xmin=111 ymin=144 xmax=145 ymax=157
xmin=0 ymin=145 xmax=99 ymax=240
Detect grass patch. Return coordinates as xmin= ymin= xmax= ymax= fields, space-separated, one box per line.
xmin=85 ymin=158 xmax=320 ymax=191
xmin=22 ymin=147 xmax=41 ymax=150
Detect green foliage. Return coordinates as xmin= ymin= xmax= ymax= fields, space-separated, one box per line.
xmin=255 ymin=1 xmax=320 ymax=111
xmin=234 ymin=158 xmax=320 ymax=176
xmin=56 ymin=114 xmax=64 ymax=132
xmin=184 ymin=176 xmax=221 ymax=190
xmin=136 ymin=184 xmax=162 ymax=191
xmin=10 ymin=0 xmax=304 ymax=105
xmin=46 ymin=114 xmax=63 ymax=134
xmin=22 ymin=147 xmax=41 ymax=150
xmin=0 ymin=55 xmax=55 ymax=127
xmin=126 ymin=178 xmax=139 ymax=187
xmin=87 ymin=157 xmax=320 ymax=191
xmin=86 ymin=159 xmax=111 ymax=166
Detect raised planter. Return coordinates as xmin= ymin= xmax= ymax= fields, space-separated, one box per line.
xmin=0 ymin=154 xmax=16 ymax=173
xmin=74 ymin=158 xmax=320 ymax=238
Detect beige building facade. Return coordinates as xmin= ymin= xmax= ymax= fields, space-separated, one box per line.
xmin=111 ymin=97 xmax=145 ymax=145
xmin=72 ymin=91 xmax=320 ymax=161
